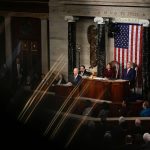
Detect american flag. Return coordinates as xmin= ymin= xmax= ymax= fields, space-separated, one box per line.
xmin=114 ymin=23 xmax=143 ymax=79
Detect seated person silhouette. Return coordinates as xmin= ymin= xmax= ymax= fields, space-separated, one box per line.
xmin=140 ymin=101 xmax=150 ymax=117
xmin=79 ymin=65 xmax=92 ymax=77
xmin=122 ymin=62 xmax=136 ymax=88
xmin=103 ymin=63 xmax=115 ymax=79
xmin=68 ymin=68 xmax=82 ymax=86
xmin=110 ymin=60 xmax=120 ymax=79
xmin=53 ymin=73 xmax=66 ymax=85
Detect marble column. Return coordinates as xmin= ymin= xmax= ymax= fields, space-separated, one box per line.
xmin=4 ymin=16 xmax=13 ymax=87
xmin=94 ymin=17 xmax=105 ymax=77
xmin=5 ymin=17 xmax=12 ymax=70
xmin=41 ymin=19 xmax=49 ymax=74
xmin=65 ymin=16 xmax=78 ymax=77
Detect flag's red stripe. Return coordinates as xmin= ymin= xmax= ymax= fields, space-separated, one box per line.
xmin=139 ymin=26 xmax=143 ymax=68
xmin=114 ymin=47 xmax=116 ymax=61
xmin=128 ymin=25 xmax=132 ymax=63
xmin=118 ymin=48 xmax=120 ymax=65
xmin=122 ymin=48 xmax=124 ymax=75
xmin=130 ymin=25 xmax=134 ymax=62
xmin=135 ymin=25 xmax=138 ymax=64
xmin=127 ymin=46 xmax=128 ymax=63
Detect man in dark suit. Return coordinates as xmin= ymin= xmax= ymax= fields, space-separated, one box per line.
xmin=13 ymin=57 xmax=23 ymax=88
xmin=69 ymin=68 xmax=82 ymax=86
xmin=122 ymin=62 xmax=136 ymax=88
xmin=79 ymin=65 xmax=92 ymax=77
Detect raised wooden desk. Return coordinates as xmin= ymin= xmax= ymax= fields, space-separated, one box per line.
xmin=50 ymin=78 xmax=129 ymax=103
xmin=50 ymin=85 xmax=79 ymax=97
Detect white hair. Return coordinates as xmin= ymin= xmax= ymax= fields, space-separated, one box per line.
xmin=143 ymin=133 xmax=150 ymax=142
xmin=118 ymin=116 xmax=126 ymax=124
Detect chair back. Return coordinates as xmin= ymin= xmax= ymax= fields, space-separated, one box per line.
xmin=131 ymin=62 xmax=138 ymax=78
xmin=130 ymin=62 xmax=138 ymax=92
xmin=110 ymin=60 xmax=120 ymax=79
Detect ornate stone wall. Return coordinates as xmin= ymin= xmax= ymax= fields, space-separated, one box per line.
xmin=49 ymin=0 xmax=150 ymax=79
xmin=50 ymin=0 xmax=150 ymax=19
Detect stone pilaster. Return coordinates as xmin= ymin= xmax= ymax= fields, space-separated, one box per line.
xmin=65 ymin=16 xmax=78 ymax=76
xmin=41 ymin=19 xmax=49 ymax=74
xmin=94 ymin=17 xmax=105 ymax=77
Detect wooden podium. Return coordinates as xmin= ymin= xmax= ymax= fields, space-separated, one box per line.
xmin=80 ymin=78 xmax=129 ymax=103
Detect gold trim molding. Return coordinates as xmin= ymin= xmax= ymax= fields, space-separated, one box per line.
xmin=60 ymin=0 xmax=150 ymax=7
xmin=50 ymin=5 xmax=150 ymax=19
xmin=0 ymin=11 xmax=49 ymax=19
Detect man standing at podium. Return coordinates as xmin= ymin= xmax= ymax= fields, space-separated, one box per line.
xmin=122 ymin=62 xmax=136 ymax=88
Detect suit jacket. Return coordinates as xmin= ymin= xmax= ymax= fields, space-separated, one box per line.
xmin=122 ymin=68 xmax=136 ymax=89
xmin=79 ymin=70 xmax=92 ymax=77
xmin=122 ymin=68 xmax=136 ymax=81
xmin=103 ymin=68 xmax=115 ymax=79
xmin=13 ymin=62 xmax=23 ymax=81
xmin=69 ymin=74 xmax=82 ymax=86
xmin=140 ymin=108 xmax=150 ymax=117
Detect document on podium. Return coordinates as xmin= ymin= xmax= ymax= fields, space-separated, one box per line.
xmin=93 ymin=77 xmax=106 ymax=80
